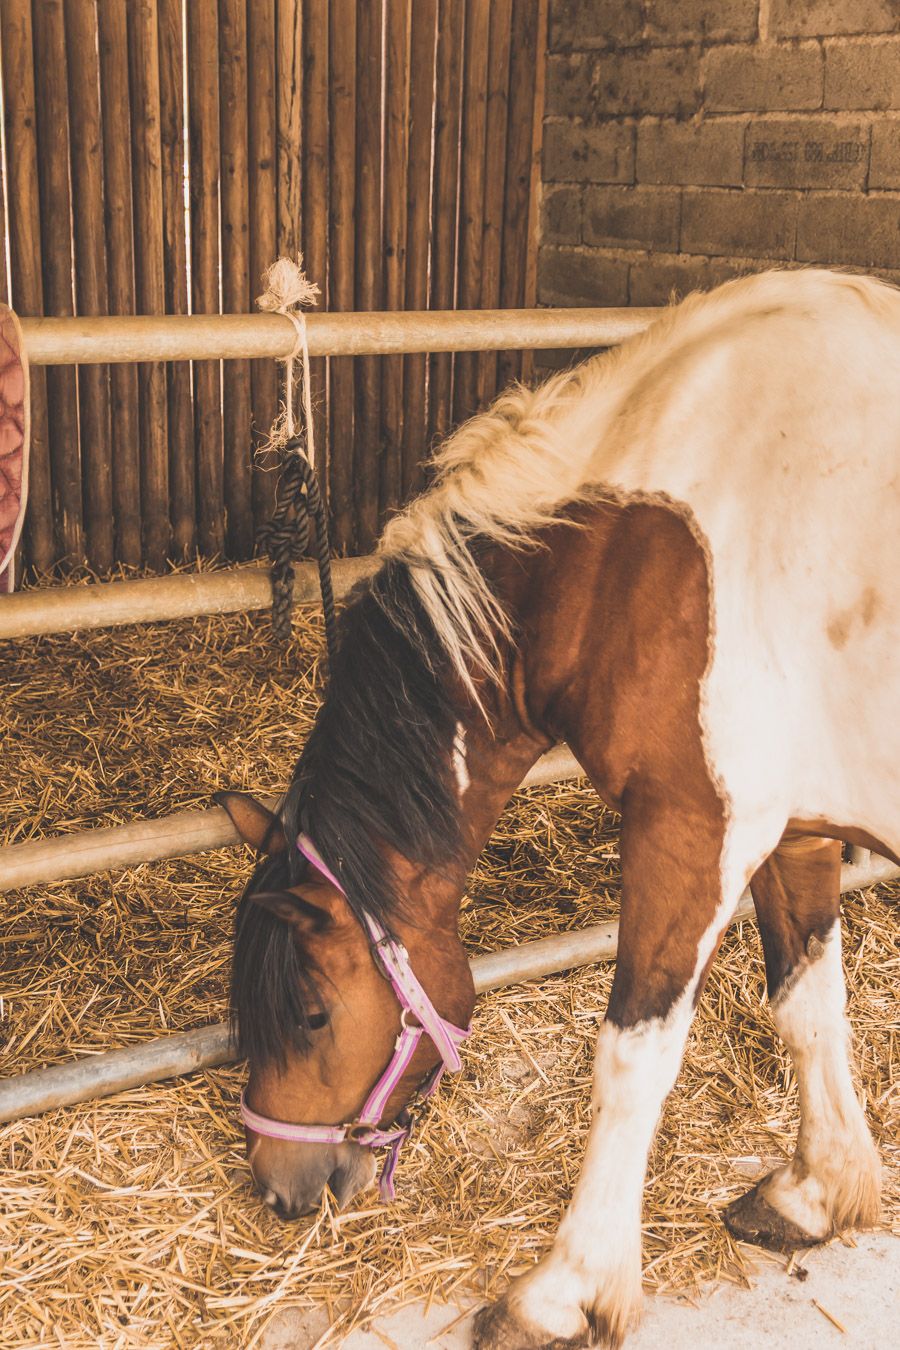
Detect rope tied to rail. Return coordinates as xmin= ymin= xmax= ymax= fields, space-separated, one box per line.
xmin=255 ymin=257 xmax=337 ymax=658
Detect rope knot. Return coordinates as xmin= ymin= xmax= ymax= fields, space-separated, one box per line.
xmin=256 ymin=257 xmax=320 ymax=316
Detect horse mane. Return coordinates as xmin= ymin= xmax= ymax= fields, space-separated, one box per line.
xmin=231 ymin=561 xmax=465 ymax=1067
xmin=379 ymin=267 xmax=900 ymax=700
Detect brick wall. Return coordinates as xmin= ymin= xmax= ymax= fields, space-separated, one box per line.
xmin=539 ymin=1 xmax=900 ymax=311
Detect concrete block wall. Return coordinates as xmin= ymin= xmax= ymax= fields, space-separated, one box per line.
xmin=540 ymin=1 xmax=900 ymax=310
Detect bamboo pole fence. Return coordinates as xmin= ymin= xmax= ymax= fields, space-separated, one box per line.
xmin=3 ymin=0 xmax=556 ymax=573
xmin=32 ymin=0 xmax=82 ymax=565
xmin=0 ymin=0 xmax=54 ymax=571
xmin=65 ymin=0 xmax=114 ymax=574
xmin=248 ymin=0 xmax=279 ymax=536
xmin=399 ymin=0 xmax=437 ymax=503
xmin=427 ymin=0 xmax=465 ymax=452
xmin=158 ymin=0 xmax=196 ymax=561
xmin=188 ymin=0 xmax=225 ymax=558
xmin=219 ymin=0 xmax=254 ymax=558
xmin=98 ymin=0 xmax=143 ymax=567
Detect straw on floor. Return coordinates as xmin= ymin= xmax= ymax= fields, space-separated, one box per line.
xmin=0 ymin=591 xmax=896 ymax=1348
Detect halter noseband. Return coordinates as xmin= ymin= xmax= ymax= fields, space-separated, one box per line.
xmin=239 ymin=833 xmax=470 ymax=1201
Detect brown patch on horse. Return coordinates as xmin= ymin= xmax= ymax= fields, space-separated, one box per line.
xmin=481 ymin=498 xmax=729 ymax=1031
xmin=749 ymin=835 xmax=842 ymax=1001
xmin=518 ymin=500 xmax=726 ymax=1026
xmin=826 ymin=586 xmax=882 ymax=650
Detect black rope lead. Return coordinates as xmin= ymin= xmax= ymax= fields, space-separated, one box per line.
xmin=258 ymin=436 xmax=338 ymax=665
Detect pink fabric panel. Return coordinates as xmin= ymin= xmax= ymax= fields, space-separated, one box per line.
xmin=0 ymin=304 xmax=29 ymax=593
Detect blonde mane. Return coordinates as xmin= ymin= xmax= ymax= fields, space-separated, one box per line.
xmin=378 ymin=269 xmax=899 ymax=699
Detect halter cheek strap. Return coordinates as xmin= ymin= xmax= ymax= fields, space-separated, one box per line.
xmin=239 ymin=833 xmax=471 ymax=1201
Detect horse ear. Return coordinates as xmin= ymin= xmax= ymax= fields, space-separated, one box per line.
xmin=250 ymin=884 xmax=342 ymax=932
xmin=214 ymin=790 xmax=288 ymax=854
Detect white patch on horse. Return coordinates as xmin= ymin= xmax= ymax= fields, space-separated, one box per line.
xmin=496 ymin=891 xmax=737 ymax=1344
xmin=759 ymin=921 xmax=880 ymax=1238
xmin=498 ymin=1011 xmax=691 ymax=1343
xmin=452 ymin=723 xmax=470 ymax=799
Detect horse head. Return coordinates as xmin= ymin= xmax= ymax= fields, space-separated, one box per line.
xmin=218 ymin=789 xmax=476 ymax=1218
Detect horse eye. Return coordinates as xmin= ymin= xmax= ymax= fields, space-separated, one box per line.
xmin=304 ymin=1011 xmax=329 ymax=1032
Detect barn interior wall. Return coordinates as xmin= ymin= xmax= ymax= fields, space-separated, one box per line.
xmin=539 ymin=1 xmax=900 ymax=312
xmin=1 ymin=0 xmax=544 ymax=578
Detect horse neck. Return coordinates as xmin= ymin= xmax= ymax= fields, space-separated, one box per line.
xmin=374 ymin=630 xmax=548 ymax=996
xmin=384 ymin=704 xmax=547 ymax=1032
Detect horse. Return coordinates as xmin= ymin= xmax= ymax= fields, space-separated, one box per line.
xmin=217 ymin=268 xmax=899 ymax=1350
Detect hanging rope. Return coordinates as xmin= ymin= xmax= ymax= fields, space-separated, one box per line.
xmin=257 ymin=438 xmax=338 ymax=662
xmin=254 ymin=257 xmax=336 ymax=659
xmin=255 ymin=256 xmax=319 ymax=462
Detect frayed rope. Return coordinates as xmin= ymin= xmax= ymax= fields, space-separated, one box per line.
xmin=255 ymin=255 xmax=320 ymax=464
xmin=256 ymin=257 xmax=335 ymax=653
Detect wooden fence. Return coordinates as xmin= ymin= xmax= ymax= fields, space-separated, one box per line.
xmin=0 ymin=0 xmax=546 ymax=574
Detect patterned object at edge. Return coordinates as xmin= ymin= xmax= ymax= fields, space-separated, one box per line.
xmin=0 ymin=303 xmax=29 ymax=594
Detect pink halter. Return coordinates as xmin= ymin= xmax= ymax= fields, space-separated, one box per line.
xmin=239 ymin=832 xmax=470 ymax=1201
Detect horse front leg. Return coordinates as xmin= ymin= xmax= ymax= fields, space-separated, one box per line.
xmin=725 ymin=834 xmax=881 ymax=1250
xmin=474 ymin=806 xmax=734 ymax=1350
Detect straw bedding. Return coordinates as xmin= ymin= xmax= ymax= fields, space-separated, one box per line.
xmin=0 ymin=594 xmax=896 ymax=1348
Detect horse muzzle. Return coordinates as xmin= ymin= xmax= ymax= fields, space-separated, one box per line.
xmin=250 ymin=1135 xmax=378 ymax=1219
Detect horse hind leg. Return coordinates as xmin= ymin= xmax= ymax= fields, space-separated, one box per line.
xmin=724 ymin=834 xmax=881 ymax=1251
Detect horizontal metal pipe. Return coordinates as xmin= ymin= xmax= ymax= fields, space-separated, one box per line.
xmin=2 ymin=856 xmax=894 ymax=1126
xmin=19 ymin=307 xmax=658 ymax=366
xmin=3 ymin=305 xmax=659 ymax=641
xmin=0 ymin=555 xmax=380 ymax=641
xmin=0 ymin=746 xmax=584 ymax=892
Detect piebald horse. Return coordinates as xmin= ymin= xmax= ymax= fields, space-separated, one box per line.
xmin=219 ymin=269 xmax=898 ymax=1349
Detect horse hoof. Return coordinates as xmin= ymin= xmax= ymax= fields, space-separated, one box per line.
xmin=472 ymin=1299 xmax=591 ymax=1350
xmin=723 ymin=1182 xmax=827 ymax=1253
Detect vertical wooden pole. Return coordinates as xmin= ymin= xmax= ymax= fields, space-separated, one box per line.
xmin=452 ymin=0 xmax=489 ymax=427
xmin=219 ymin=0 xmax=253 ymax=559
xmin=97 ymin=0 xmax=142 ymax=568
xmin=328 ymin=0 xmax=357 ymax=553
xmin=427 ymin=0 xmax=464 ymax=455
xmin=0 ymin=0 xmax=54 ymax=572
xmin=497 ymin=0 xmax=541 ymax=393
xmin=158 ymin=0 xmax=196 ymax=559
xmin=477 ymin=0 xmax=512 ymax=407
xmin=248 ymin=0 xmax=279 ymax=540
xmin=186 ymin=0 xmax=224 ymax=558
xmin=276 ymin=0 xmax=303 ymax=256
xmin=128 ymin=0 xmax=171 ymax=569
xmin=65 ymin=0 xmax=114 ymax=573
xmin=519 ymin=0 xmax=547 ymax=385
xmin=353 ymin=0 xmax=383 ymax=550
xmin=32 ymin=0 xmax=83 ymax=566
xmin=302 ymin=0 xmax=329 ymax=512
xmin=380 ymin=0 xmax=410 ymax=519
xmin=399 ymin=0 xmax=437 ymax=499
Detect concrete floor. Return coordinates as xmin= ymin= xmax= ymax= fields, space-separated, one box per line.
xmin=258 ymin=1230 xmax=898 ymax=1349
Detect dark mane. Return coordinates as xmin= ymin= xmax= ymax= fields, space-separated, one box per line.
xmin=231 ymin=560 xmax=466 ymax=1066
